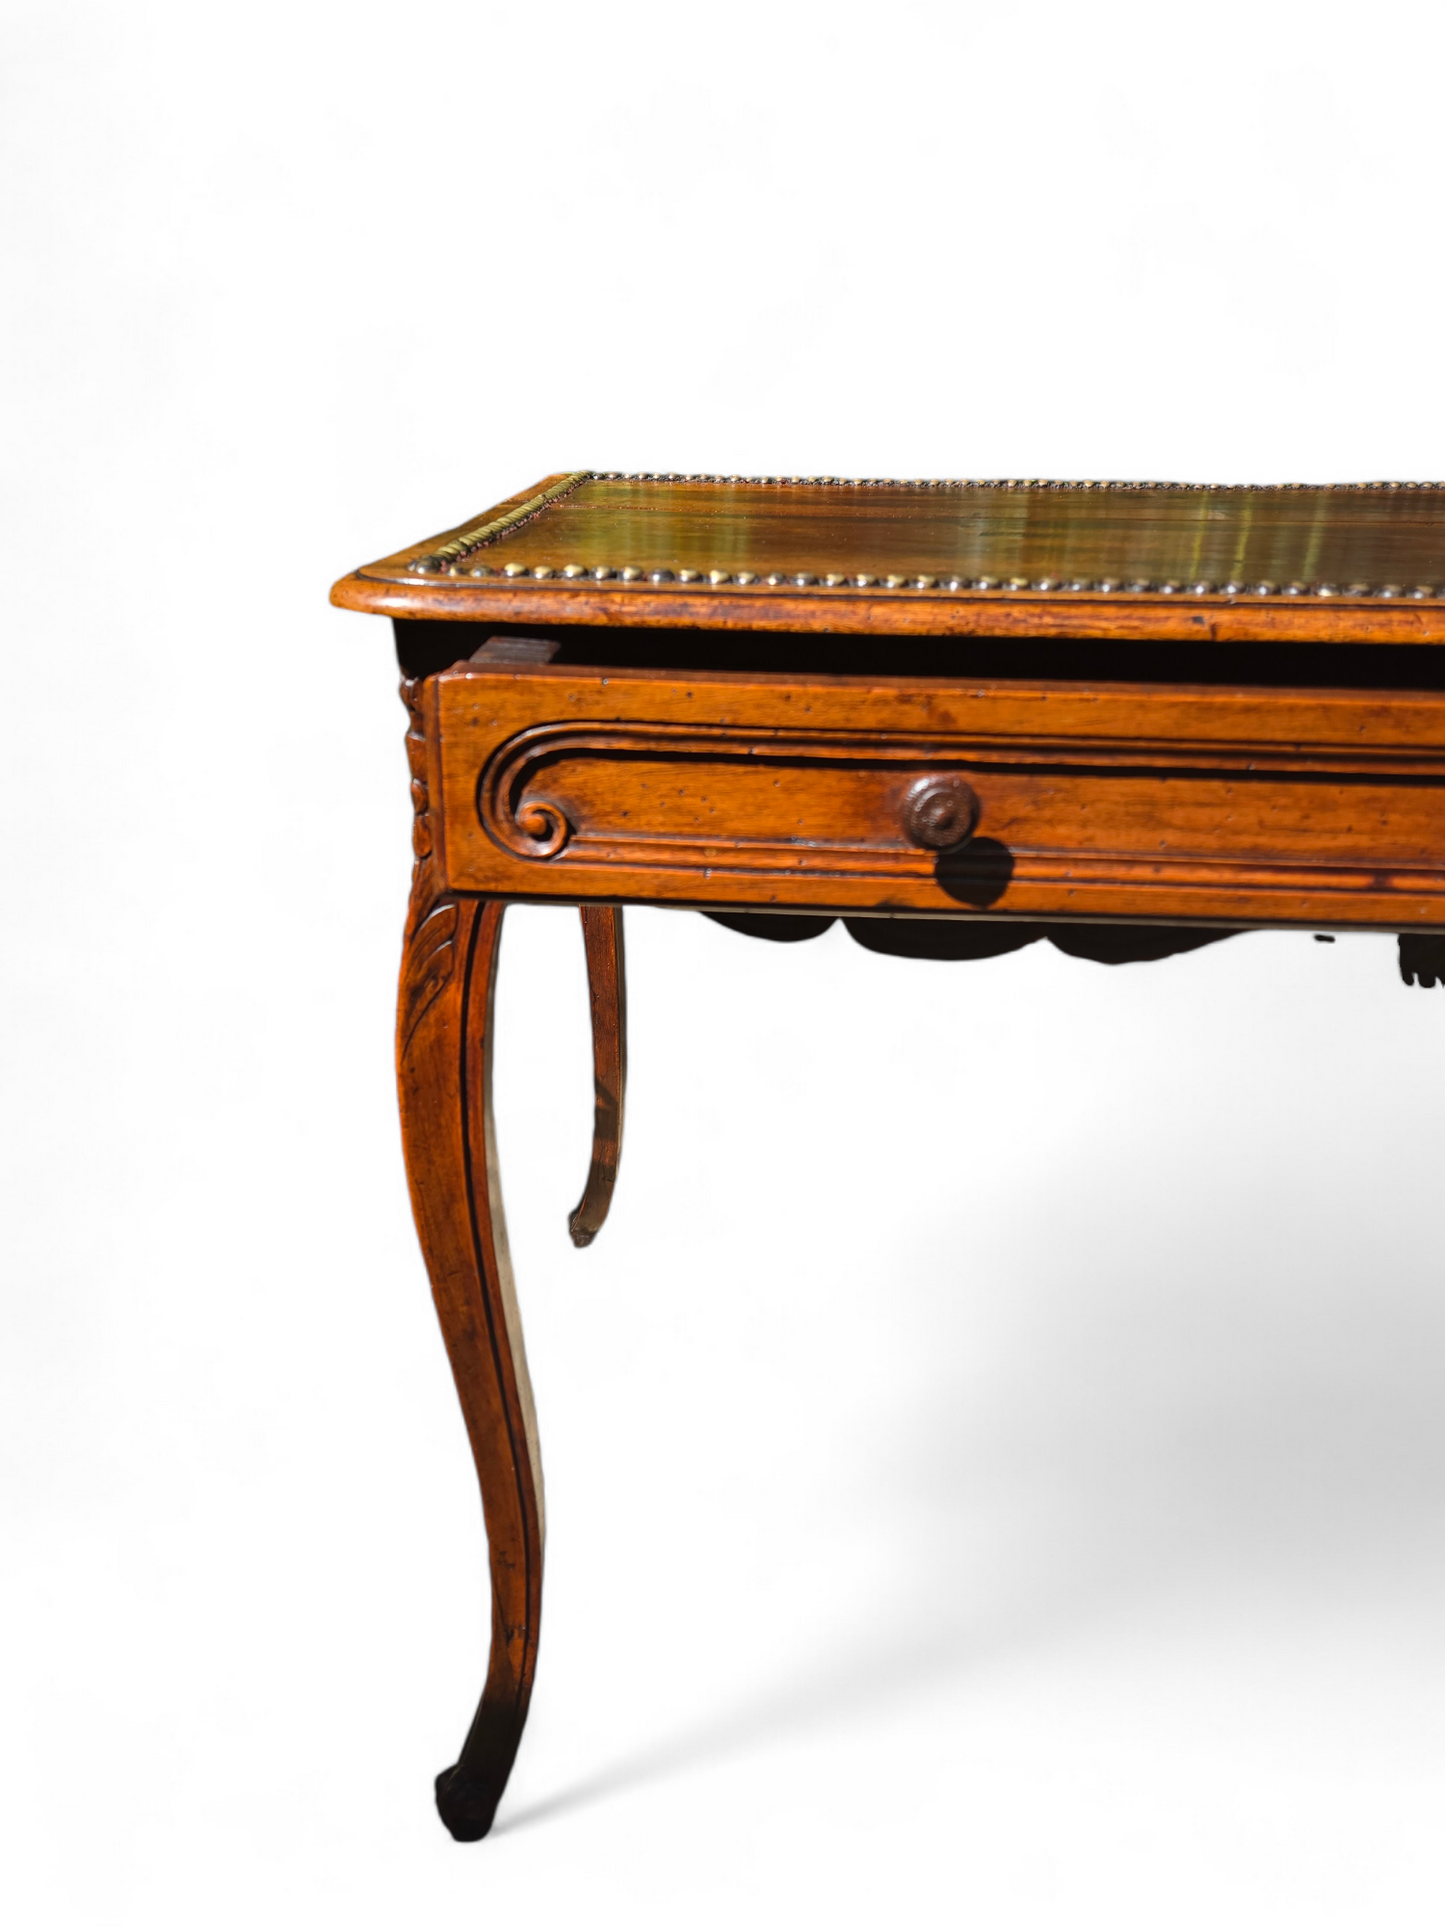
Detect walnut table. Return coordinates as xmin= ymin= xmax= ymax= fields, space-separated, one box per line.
xmin=332 ymin=473 xmax=1445 ymax=1838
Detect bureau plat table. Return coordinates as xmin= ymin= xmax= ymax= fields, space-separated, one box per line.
xmin=332 ymin=473 xmax=1445 ymax=1840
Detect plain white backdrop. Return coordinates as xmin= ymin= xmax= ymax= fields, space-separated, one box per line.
xmin=7 ymin=1 xmax=1445 ymax=1920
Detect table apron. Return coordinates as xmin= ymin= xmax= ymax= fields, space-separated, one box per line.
xmin=430 ymin=668 xmax=1445 ymax=927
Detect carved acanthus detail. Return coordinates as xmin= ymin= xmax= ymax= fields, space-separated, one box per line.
xmin=402 ymin=677 xmax=433 ymax=854
xmin=399 ymin=677 xmax=454 ymax=1052
xmin=400 ymin=901 xmax=460 ymax=1054
xmin=401 ymin=676 xmax=445 ymax=924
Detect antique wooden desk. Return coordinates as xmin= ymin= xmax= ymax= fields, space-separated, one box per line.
xmin=332 ymin=474 xmax=1445 ymax=1839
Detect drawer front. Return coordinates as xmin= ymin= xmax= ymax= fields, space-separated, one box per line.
xmin=431 ymin=667 xmax=1445 ymax=926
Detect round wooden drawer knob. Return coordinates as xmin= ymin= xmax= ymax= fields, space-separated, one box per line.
xmin=901 ymin=775 xmax=979 ymax=850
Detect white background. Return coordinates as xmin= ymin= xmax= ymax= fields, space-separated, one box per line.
xmin=6 ymin=1 xmax=1445 ymax=1920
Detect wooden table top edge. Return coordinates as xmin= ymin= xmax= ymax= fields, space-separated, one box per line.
xmin=329 ymin=573 xmax=1445 ymax=645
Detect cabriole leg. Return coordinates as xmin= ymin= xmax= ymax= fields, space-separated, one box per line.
xmin=397 ymin=893 xmax=543 ymax=1841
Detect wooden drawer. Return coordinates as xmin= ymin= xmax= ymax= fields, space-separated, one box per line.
xmin=427 ymin=664 xmax=1445 ymax=927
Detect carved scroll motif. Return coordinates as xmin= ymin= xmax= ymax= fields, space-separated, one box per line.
xmin=476 ymin=721 xmax=988 ymax=862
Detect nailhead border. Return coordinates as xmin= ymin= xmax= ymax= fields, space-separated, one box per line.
xmin=406 ymin=474 xmax=1445 ymax=599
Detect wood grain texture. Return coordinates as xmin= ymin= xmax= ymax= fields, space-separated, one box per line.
xmin=568 ymin=906 xmax=626 ymax=1249
xmin=434 ymin=664 xmax=1445 ymax=928
xmin=332 ymin=476 xmax=1445 ymax=643
xmin=396 ymin=683 xmax=543 ymax=1840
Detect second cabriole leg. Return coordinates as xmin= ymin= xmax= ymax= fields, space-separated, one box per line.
xmin=568 ymin=905 xmax=627 ymax=1248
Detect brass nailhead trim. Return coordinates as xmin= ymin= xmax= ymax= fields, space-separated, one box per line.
xmin=593 ymin=473 xmax=1445 ymax=492
xmin=452 ymin=570 xmax=1445 ymax=601
xmin=408 ymin=472 xmax=1445 ymax=598
xmin=409 ymin=471 xmax=591 ymax=574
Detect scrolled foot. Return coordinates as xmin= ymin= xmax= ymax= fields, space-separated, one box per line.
xmin=435 ymin=1761 xmax=503 ymax=1842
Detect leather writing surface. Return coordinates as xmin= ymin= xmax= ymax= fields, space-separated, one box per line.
xmin=334 ymin=475 xmax=1445 ymax=644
